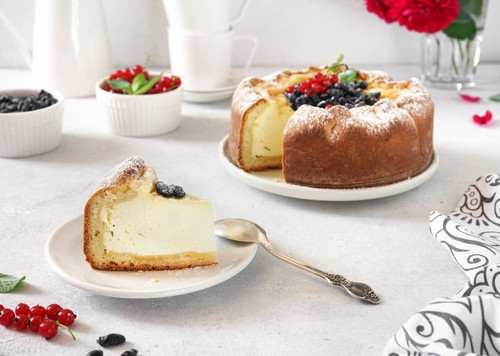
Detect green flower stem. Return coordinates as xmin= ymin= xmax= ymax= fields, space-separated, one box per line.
xmin=434 ymin=35 xmax=441 ymax=78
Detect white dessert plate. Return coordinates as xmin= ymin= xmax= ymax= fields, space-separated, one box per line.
xmin=183 ymin=71 xmax=244 ymax=103
xmin=218 ymin=135 xmax=439 ymax=201
xmin=184 ymin=88 xmax=236 ymax=103
xmin=45 ymin=215 xmax=257 ymax=299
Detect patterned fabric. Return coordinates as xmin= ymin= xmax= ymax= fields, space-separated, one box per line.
xmin=384 ymin=173 xmax=500 ymax=356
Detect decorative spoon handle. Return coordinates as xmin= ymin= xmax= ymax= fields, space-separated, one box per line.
xmin=260 ymin=241 xmax=380 ymax=304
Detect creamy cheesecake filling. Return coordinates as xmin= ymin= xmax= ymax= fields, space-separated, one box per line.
xmin=99 ymin=193 xmax=215 ymax=256
xmin=249 ymin=97 xmax=294 ymax=158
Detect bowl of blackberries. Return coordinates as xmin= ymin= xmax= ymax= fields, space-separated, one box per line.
xmin=0 ymin=88 xmax=64 ymax=158
xmin=96 ymin=65 xmax=183 ymax=137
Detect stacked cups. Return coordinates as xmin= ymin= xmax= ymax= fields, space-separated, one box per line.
xmin=163 ymin=0 xmax=258 ymax=91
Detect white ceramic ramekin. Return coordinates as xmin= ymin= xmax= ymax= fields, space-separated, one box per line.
xmin=95 ymin=77 xmax=184 ymax=137
xmin=0 ymin=88 xmax=64 ymax=158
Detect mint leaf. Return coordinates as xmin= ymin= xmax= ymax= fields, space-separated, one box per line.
xmin=328 ymin=54 xmax=345 ymax=72
xmin=338 ymin=68 xmax=357 ymax=83
xmin=489 ymin=94 xmax=500 ymax=103
xmin=131 ymin=73 xmax=147 ymax=93
xmin=0 ymin=273 xmax=26 ymax=293
xmin=107 ymin=79 xmax=132 ymax=94
xmin=133 ymin=73 xmax=163 ymax=95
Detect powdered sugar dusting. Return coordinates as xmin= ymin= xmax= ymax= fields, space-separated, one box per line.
xmin=97 ymin=156 xmax=146 ymax=189
xmin=394 ymin=78 xmax=433 ymax=119
xmin=348 ymin=99 xmax=413 ymax=135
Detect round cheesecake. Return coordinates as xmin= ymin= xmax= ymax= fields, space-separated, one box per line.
xmin=228 ymin=65 xmax=434 ymax=189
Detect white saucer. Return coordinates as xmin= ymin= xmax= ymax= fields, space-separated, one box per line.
xmin=183 ymin=71 xmax=245 ymax=103
xmin=218 ymin=136 xmax=439 ymax=201
xmin=45 ymin=215 xmax=257 ymax=299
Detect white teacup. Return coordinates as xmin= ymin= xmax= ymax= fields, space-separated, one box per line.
xmin=168 ymin=27 xmax=258 ymax=91
xmin=162 ymin=0 xmax=248 ymax=33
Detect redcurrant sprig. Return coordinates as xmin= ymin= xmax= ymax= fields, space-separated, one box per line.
xmin=102 ymin=64 xmax=182 ymax=95
xmin=0 ymin=302 xmax=76 ymax=340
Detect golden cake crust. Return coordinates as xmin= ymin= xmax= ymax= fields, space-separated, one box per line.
xmin=229 ymin=66 xmax=434 ymax=189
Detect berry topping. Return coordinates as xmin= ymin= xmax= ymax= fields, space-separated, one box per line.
xmin=0 ymin=90 xmax=58 ymax=114
xmin=285 ymin=73 xmax=380 ymax=111
xmin=284 ymin=56 xmax=381 ymax=111
xmin=155 ymin=181 xmax=186 ymax=198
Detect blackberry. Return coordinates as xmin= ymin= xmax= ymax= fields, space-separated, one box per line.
xmin=171 ymin=184 xmax=186 ymax=198
xmin=121 ymin=349 xmax=139 ymax=356
xmin=156 ymin=181 xmax=174 ymax=197
xmin=97 ymin=333 xmax=126 ymax=347
xmin=86 ymin=351 xmax=103 ymax=356
xmin=284 ymin=79 xmax=381 ymax=111
xmin=155 ymin=181 xmax=186 ymax=198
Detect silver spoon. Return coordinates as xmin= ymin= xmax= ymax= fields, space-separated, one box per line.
xmin=215 ymin=218 xmax=380 ymax=304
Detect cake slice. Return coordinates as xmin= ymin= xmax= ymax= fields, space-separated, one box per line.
xmin=83 ymin=156 xmax=217 ymax=271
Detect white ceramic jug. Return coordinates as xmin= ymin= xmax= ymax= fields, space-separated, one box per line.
xmin=0 ymin=0 xmax=113 ymax=97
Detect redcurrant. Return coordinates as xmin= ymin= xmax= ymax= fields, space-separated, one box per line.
xmin=30 ymin=305 xmax=46 ymax=318
xmin=13 ymin=314 xmax=29 ymax=331
xmin=39 ymin=320 xmax=58 ymax=339
xmin=28 ymin=315 xmax=43 ymax=332
xmin=46 ymin=304 xmax=62 ymax=320
xmin=0 ymin=308 xmax=15 ymax=327
xmin=57 ymin=309 xmax=76 ymax=326
xmin=133 ymin=64 xmax=143 ymax=75
xmin=15 ymin=303 xmax=30 ymax=316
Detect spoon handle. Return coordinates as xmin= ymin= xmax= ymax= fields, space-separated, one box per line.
xmin=261 ymin=241 xmax=380 ymax=304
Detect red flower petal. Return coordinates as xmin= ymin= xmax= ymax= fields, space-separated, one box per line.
xmin=459 ymin=93 xmax=481 ymax=102
xmin=473 ymin=110 xmax=493 ymax=125
xmin=366 ymin=0 xmax=397 ymax=23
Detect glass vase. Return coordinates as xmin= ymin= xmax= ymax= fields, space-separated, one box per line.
xmin=420 ymin=1 xmax=488 ymax=90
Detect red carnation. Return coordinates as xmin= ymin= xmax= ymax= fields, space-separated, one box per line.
xmin=366 ymin=0 xmax=397 ymax=23
xmin=367 ymin=0 xmax=460 ymax=34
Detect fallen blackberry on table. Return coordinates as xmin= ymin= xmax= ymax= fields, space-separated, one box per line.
xmin=0 ymin=90 xmax=58 ymax=113
xmin=97 ymin=333 xmax=126 ymax=347
xmin=86 ymin=351 xmax=103 ymax=356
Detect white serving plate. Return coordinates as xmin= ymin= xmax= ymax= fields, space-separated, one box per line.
xmin=218 ymin=135 xmax=439 ymax=201
xmin=45 ymin=215 xmax=257 ymax=299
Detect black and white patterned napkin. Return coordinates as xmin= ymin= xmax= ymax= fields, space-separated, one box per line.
xmin=384 ymin=173 xmax=500 ymax=356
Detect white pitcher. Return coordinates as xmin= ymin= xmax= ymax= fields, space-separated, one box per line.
xmin=0 ymin=0 xmax=113 ymax=97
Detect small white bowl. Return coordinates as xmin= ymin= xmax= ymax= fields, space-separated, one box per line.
xmin=0 ymin=88 xmax=64 ymax=158
xmin=95 ymin=76 xmax=184 ymax=137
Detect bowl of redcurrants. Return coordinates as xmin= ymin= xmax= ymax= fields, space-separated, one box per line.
xmin=96 ymin=65 xmax=184 ymax=137
xmin=0 ymin=88 xmax=64 ymax=158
